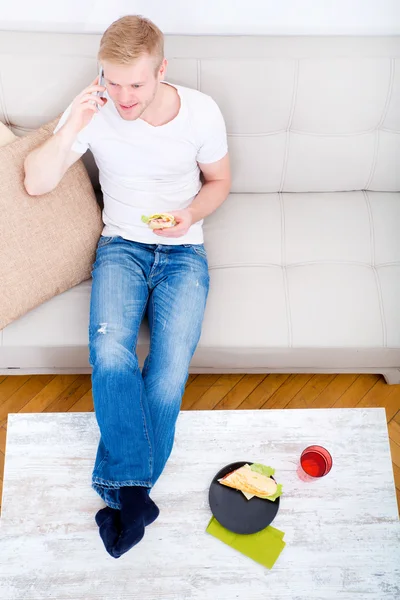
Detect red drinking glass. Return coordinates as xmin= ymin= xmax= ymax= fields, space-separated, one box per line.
xmin=300 ymin=445 xmax=333 ymax=478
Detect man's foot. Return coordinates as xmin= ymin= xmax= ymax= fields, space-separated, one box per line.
xmin=112 ymin=486 xmax=159 ymax=558
xmin=95 ymin=506 xmax=121 ymax=556
xmin=95 ymin=486 xmax=159 ymax=558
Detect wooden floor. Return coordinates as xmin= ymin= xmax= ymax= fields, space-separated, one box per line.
xmin=1 ymin=373 xmax=399 ymax=516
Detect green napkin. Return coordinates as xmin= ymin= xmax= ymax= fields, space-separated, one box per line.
xmin=206 ymin=516 xmax=285 ymax=569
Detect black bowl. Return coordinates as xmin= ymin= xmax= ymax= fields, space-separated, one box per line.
xmin=209 ymin=461 xmax=280 ymax=534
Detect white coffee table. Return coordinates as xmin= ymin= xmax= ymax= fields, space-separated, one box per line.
xmin=0 ymin=408 xmax=399 ymax=599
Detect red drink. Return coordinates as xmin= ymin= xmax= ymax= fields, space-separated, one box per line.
xmin=300 ymin=446 xmax=332 ymax=478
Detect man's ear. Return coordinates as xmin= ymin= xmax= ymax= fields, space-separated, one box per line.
xmin=158 ymin=58 xmax=168 ymax=81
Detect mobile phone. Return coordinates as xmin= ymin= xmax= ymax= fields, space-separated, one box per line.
xmin=91 ymin=65 xmax=104 ymax=110
xmin=96 ymin=65 xmax=104 ymax=97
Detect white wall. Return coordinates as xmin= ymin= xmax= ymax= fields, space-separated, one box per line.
xmin=0 ymin=0 xmax=399 ymax=35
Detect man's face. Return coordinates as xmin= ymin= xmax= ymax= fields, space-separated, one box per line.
xmin=102 ymin=55 xmax=166 ymax=121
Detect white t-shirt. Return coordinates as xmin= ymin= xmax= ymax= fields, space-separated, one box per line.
xmin=53 ymin=82 xmax=228 ymax=245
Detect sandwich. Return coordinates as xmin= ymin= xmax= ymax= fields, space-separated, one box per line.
xmin=141 ymin=213 xmax=176 ymax=229
xmin=218 ymin=463 xmax=283 ymax=501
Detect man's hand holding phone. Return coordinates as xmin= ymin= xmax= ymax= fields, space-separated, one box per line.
xmin=65 ymin=70 xmax=106 ymax=135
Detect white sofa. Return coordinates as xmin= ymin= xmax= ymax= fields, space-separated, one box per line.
xmin=1 ymin=32 xmax=399 ymax=383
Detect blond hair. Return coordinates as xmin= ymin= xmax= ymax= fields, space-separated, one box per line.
xmin=98 ymin=15 xmax=164 ymax=69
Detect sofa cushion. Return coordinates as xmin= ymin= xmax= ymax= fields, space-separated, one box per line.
xmin=202 ymin=191 xmax=400 ymax=351
xmin=0 ymin=118 xmax=103 ymax=330
xmin=0 ymin=121 xmax=17 ymax=146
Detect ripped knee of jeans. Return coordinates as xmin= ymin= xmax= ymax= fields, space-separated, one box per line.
xmin=98 ymin=322 xmax=108 ymax=335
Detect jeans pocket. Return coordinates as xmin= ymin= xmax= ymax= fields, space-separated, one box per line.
xmin=97 ymin=235 xmax=115 ymax=249
xmin=191 ymin=244 xmax=207 ymax=259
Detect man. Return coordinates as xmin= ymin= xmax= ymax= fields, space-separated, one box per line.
xmin=24 ymin=15 xmax=231 ymax=559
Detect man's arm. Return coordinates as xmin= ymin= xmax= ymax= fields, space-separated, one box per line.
xmin=189 ymin=153 xmax=231 ymax=222
xmin=24 ymin=129 xmax=84 ymax=196
xmin=24 ymin=76 xmax=105 ymax=196
xmin=154 ymin=154 xmax=231 ymax=238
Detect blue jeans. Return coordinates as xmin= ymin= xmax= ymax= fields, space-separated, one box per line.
xmin=88 ymin=235 xmax=210 ymax=509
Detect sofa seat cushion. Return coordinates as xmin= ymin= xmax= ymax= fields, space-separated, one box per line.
xmin=202 ymin=191 xmax=400 ymax=351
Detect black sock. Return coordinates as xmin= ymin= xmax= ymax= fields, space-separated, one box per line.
xmin=112 ymin=486 xmax=159 ymax=558
xmin=95 ymin=506 xmax=121 ymax=557
xmin=95 ymin=486 xmax=159 ymax=559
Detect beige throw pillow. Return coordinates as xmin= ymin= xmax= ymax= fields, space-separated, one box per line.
xmin=0 ymin=118 xmax=103 ymax=330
